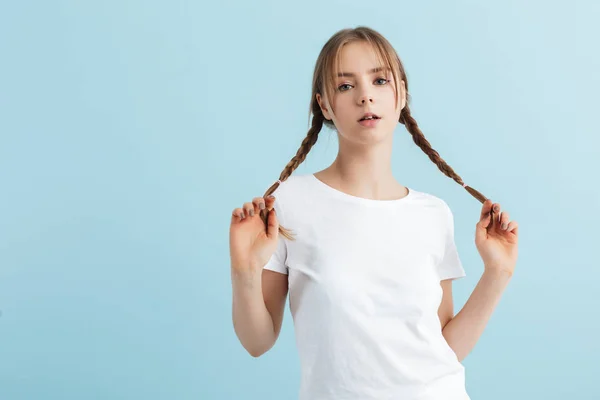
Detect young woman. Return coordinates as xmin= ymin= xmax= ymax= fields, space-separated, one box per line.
xmin=229 ymin=26 xmax=519 ymax=400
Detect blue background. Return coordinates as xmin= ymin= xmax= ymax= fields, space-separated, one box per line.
xmin=0 ymin=1 xmax=597 ymax=399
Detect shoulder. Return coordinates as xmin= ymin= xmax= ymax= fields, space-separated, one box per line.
xmin=409 ymin=188 xmax=456 ymax=229
xmin=269 ymin=173 xmax=314 ymax=201
xmin=268 ymin=173 xmax=313 ymax=221
xmin=410 ymin=187 xmax=451 ymax=212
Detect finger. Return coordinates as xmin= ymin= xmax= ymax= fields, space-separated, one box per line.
xmin=264 ymin=195 xmax=276 ymax=211
xmin=490 ymin=203 xmax=501 ymax=228
xmin=231 ymin=207 xmax=244 ymax=223
xmin=491 ymin=212 xmax=501 ymax=230
xmin=478 ymin=212 xmax=492 ymax=229
xmin=507 ymin=221 xmax=518 ymax=234
xmin=480 ymin=199 xmax=494 ymax=221
xmin=252 ymin=197 xmax=266 ymax=214
xmin=266 ymin=207 xmax=279 ymax=239
xmin=243 ymin=202 xmax=255 ymax=217
xmin=493 ymin=203 xmax=501 ymax=215
xmin=500 ymin=211 xmax=510 ymax=230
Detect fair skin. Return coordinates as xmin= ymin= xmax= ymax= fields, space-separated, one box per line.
xmin=315 ymin=40 xmax=466 ymax=332
xmin=315 ymin=41 xmax=408 ymax=203
xmin=230 ymin=40 xmax=519 ymax=360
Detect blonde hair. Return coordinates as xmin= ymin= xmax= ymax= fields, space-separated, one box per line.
xmin=260 ymin=26 xmax=489 ymax=241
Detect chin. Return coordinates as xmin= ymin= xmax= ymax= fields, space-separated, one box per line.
xmin=347 ymin=128 xmax=393 ymax=145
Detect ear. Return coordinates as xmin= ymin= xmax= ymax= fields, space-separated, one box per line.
xmin=399 ymin=80 xmax=407 ymax=111
xmin=315 ymin=93 xmax=332 ymax=120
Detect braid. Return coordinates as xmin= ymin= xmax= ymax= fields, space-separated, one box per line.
xmin=260 ymin=110 xmax=326 ymax=240
xmin=400 ymin=106 xmax=488 ymax=204
xmin=253 ymin=26 xmax=494 ymax=245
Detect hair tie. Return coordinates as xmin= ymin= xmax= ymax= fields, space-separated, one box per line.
xmin=462 ymin=182 xmax=467 ymax=188
xmin=276 ymin=179 xmax=282 ymax=185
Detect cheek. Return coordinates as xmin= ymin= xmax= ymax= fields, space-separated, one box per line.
xmin=331 ymin=99 xmax=354 ymax=123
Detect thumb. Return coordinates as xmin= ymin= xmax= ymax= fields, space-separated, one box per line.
xmin=476 ymin=212 xmax=492 ymax=241
xmin=266 ymin=207 xmax=279 ymax=240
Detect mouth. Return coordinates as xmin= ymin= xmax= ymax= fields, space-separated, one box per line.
xmin=358 ymin=116 xmax=381 ymax=128
xmin=358 ymin=114 xmax=381 ymax=122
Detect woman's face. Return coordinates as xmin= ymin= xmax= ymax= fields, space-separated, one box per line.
xmin=316 ymin=41 xmax=406 ymax=145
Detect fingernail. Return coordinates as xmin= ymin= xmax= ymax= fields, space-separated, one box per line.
xmin=259 ymin=203 xmax=265 ymax=210
xmin=502 ymin=223 xmax=507 ymax=230
xmin=249 ymin=209 xmax=254 ymax=217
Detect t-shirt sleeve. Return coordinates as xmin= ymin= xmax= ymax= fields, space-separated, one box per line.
xmin=437 ymin=201 xmax=466 ymax=281
xmin=262 ymin=199 xmax=289 ymax=275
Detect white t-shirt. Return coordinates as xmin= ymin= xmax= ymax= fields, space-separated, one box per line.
xmin=263 ymin=173 xmax=470 ymax=400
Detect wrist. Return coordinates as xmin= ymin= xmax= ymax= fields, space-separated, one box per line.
xmin=483 ymin=267 xmax=513 ymax=282
xmin=231 ymin=263 xmax=261 ymax=277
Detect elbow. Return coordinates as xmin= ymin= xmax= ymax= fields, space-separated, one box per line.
xmin=248 ymin=348 xmax=265 ymax=358
xmin=443 ymin=335 xmax=467 ymax=363
xmin=247 ymin=341 xmax=274 ymax=358
xmin=452 ymin=347 xmax=468 ymax=363
xmin=442 ymin=328 xmax=467 ymax=363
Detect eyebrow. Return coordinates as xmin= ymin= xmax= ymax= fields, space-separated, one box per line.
xmin=336 ymin=66 xmax=390 ymax=78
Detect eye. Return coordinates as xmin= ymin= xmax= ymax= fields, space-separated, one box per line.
xmin=337 ymin=83 xmax=352 ymax=92
xmin=337 ymin=77 xmax=390 ymax=92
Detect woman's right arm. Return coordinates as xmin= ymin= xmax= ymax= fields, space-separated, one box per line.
xmin=229 ymin=195 xmax=288 ymax=357
xmin=231 ymin=267 xmax=288 ymax=357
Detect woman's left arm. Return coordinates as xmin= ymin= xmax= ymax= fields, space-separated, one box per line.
xmin=442 ymin=199 xmax=519 ymax=362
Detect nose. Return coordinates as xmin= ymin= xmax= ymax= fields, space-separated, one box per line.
xmin=358 ymin=92 xmax=374 ymax=104
xmin=356 ymin=79 xmax=375 ymax=104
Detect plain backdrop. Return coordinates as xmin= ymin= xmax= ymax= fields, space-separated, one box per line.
xmin=0 ymin=1 xmax=597 ymax=399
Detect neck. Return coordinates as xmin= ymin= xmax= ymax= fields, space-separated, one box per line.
xmin=318 ymin=141 xmax=407 ymax=201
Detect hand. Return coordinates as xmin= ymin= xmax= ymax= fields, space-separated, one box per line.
xmin=229 ymin=195 xmax=279 ymax=274
xmin=475 ymin=199 xmax=519 ymax=277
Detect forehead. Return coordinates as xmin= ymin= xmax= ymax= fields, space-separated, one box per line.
xmin=335 ymin=41 xmax=386 ymax=75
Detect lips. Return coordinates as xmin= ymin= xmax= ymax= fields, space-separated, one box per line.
xmin=358 ymin=113 xmax=380 ymax=121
